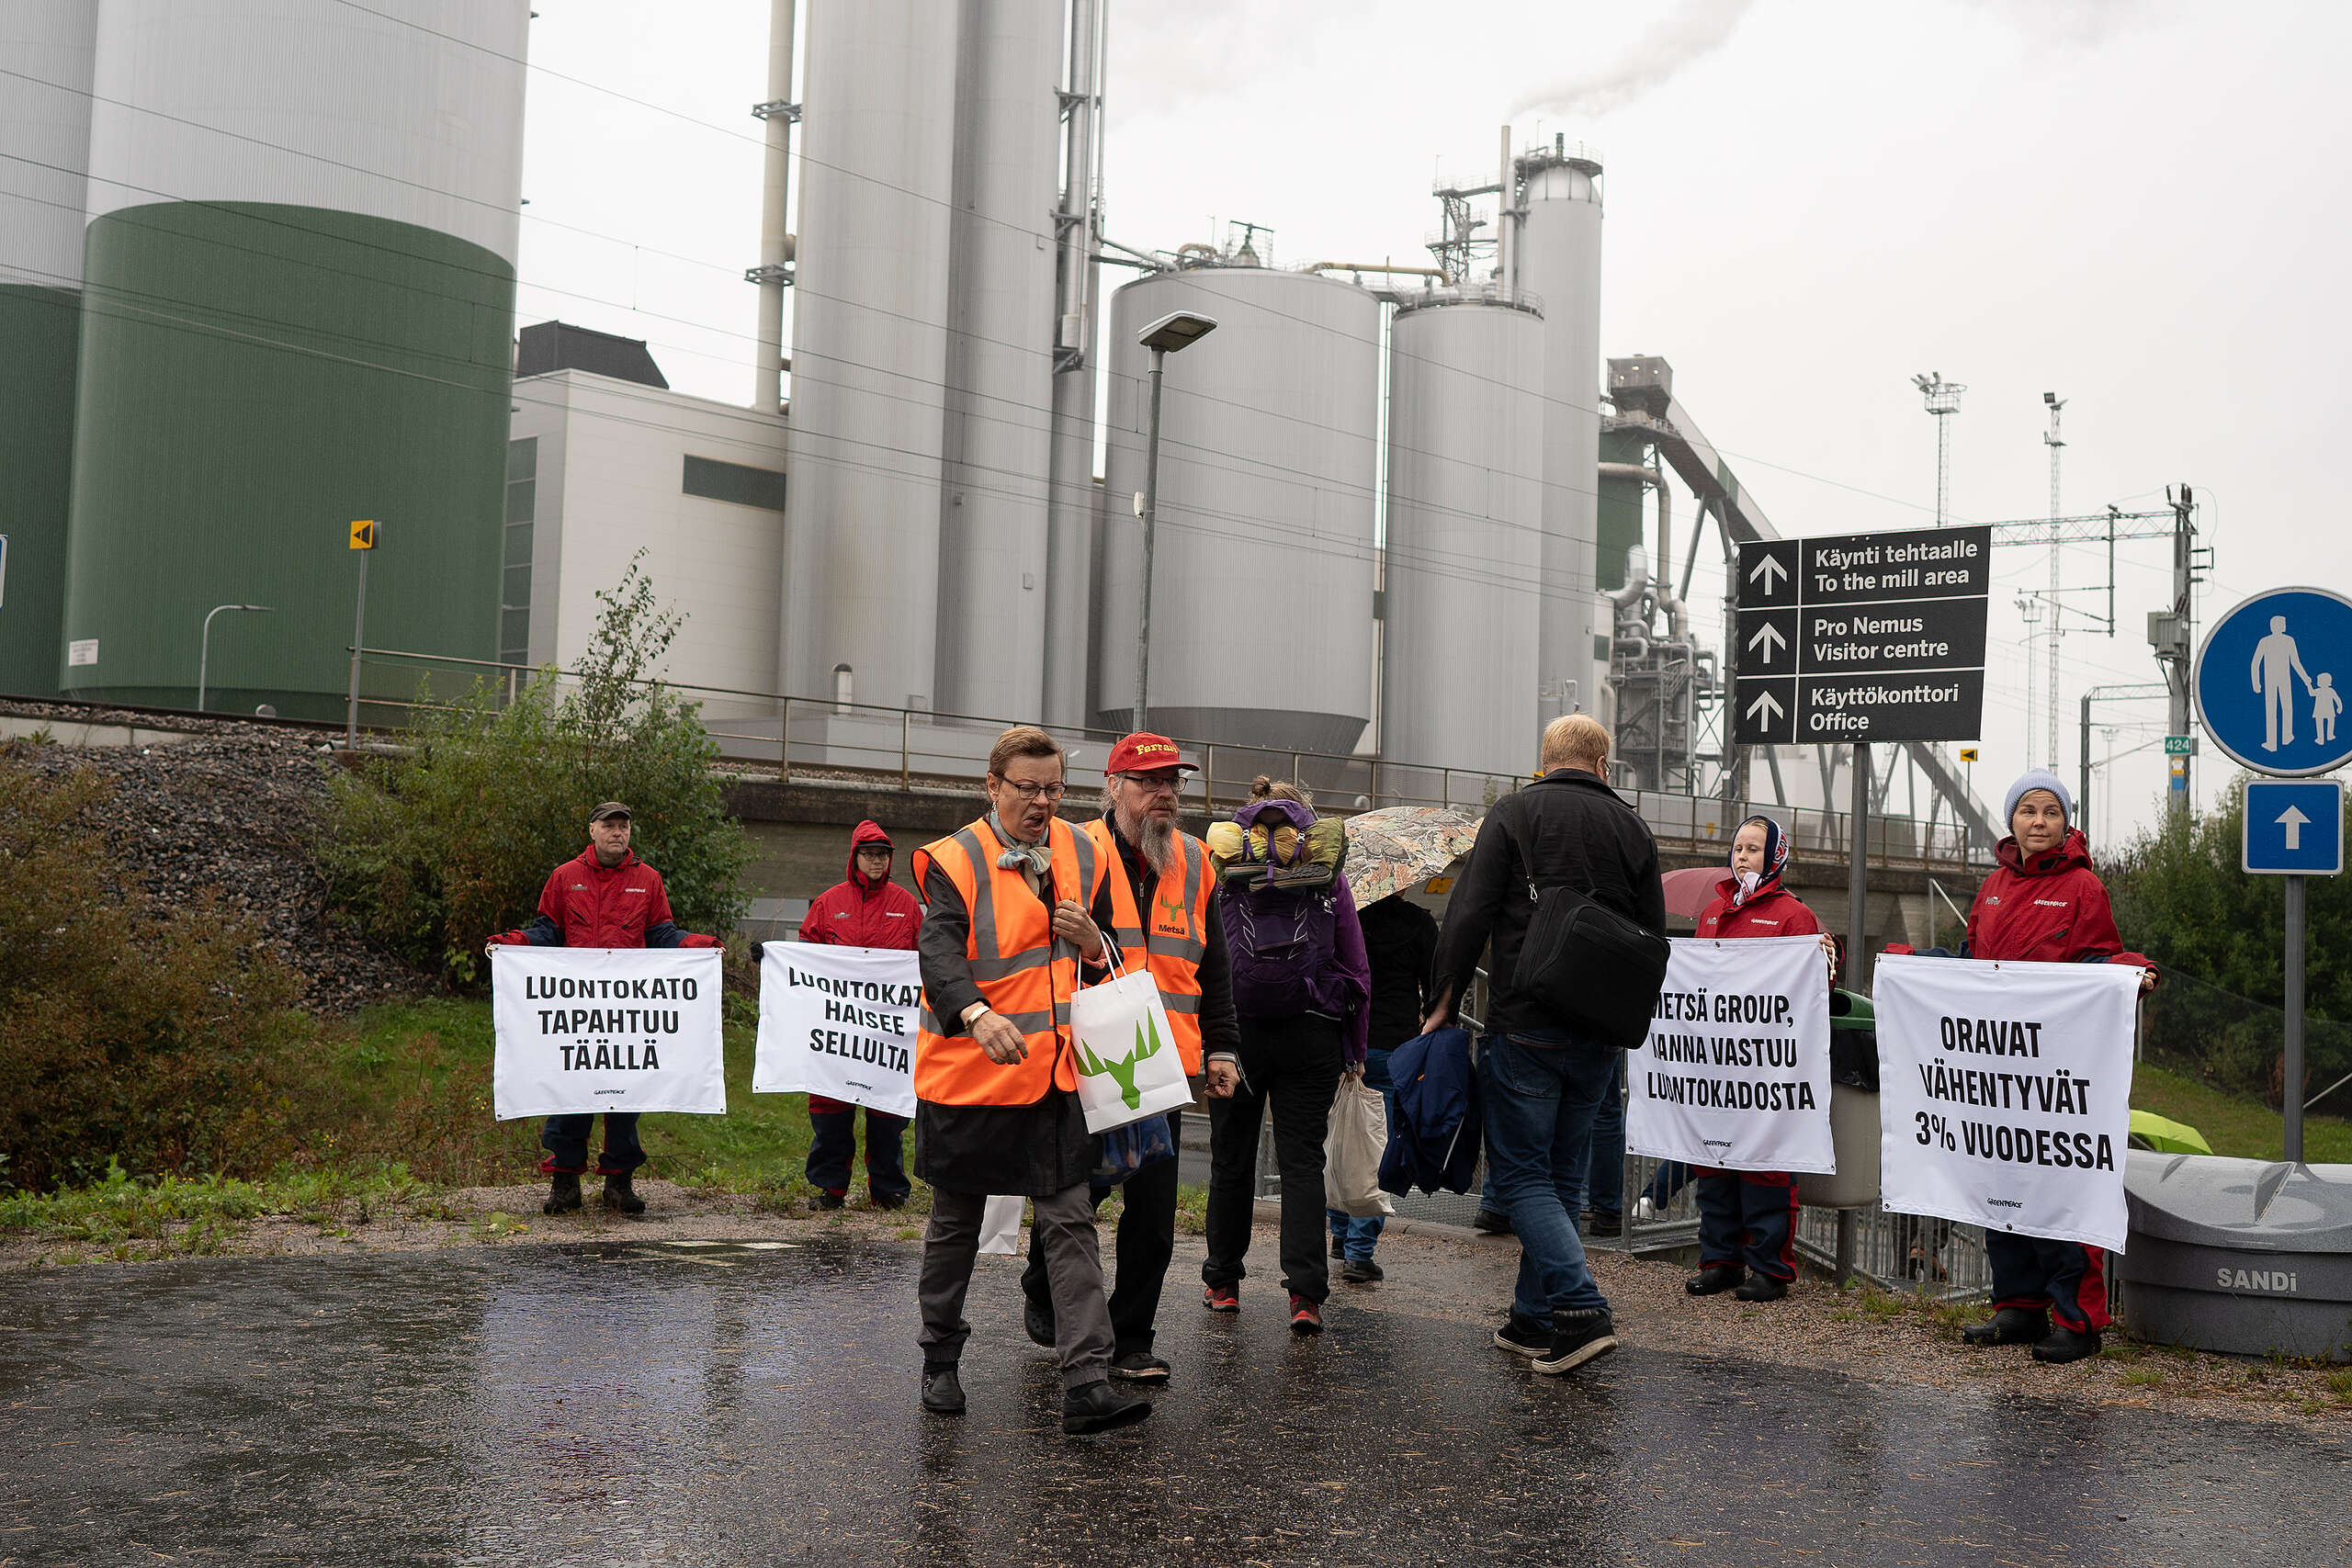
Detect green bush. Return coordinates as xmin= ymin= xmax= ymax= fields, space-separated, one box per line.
xmin=0 ymin=761 xmax=305 ymax=1191
xmin=318 ymin=554 xmax=751 ymax=987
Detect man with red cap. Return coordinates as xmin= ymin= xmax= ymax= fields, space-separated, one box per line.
xmin=796 ymin=820 xmax=922 ymax=1209
xmin=1018 ymin=732 xmax=1242 ymax=1384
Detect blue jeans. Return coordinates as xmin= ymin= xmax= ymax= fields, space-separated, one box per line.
xmin=1482 ymin=1032 xmax=1617 ymax=1321
xmin=1327 ymin=1048 xmax=1395 ymax=1261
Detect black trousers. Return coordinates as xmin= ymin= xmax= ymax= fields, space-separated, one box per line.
xmin=541 ymin=1112 xmax=642 ymax=1175
xmin=1204 ymin=1013 xmax=1344 ymax=1303
xmin=1988 ymin=1230 xmax=2111 ymax=1333
xmin=1021 ymin=1109 xmax=1182 ymax=1359
xmin=806 ymin=1105 xmax=910 ymax=1200
xmin=1693 ymin=1171 xmax=1798 ymax=1282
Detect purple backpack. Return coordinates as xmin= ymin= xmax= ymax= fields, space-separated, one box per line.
xmin=1220 ymin=798 xmax=1342 ymax=1017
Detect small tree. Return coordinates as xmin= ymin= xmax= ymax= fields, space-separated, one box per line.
xmin=320 ymin=554 xmax=752 ymax=987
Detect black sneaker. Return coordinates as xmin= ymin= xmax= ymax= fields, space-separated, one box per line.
xmin=599 ymin=1172 xmax=646 ymax=1215
xmin=1532 ymin=1311 xmax=1618 ymax=1375
xmin=1686 ymin=1266 xmax=1745 ymax=1296
xmin=920 ymin=1365 xmax=966 ymax=1415
xmin=1109 ymin=1350 xmax=1171 ymax=1383
xmin=1734 ymin=1274 xmax=1789 ymax=1303
xmin=1062 ymin=1380 xmax=1152 ymax=1435
xmin=873 ymin=1192 xmax=907 ymax=1211
xmin=1023 ymin=1300 xmax=1056 ymax=1349
xmin=1962 ymin=1307 xmax=2048 ymax=1347
xmin=815 ymin=1190 xmax=846 ymax=1211
xmin=1492 ymin=1311 xmax=1552 ymax=1359
xmin=2030 ymin=1325 xmax=2102 ymax=1365
xmin=1472 ymin=1207 xmax=1513 ymax=1235
xmin=1330 ymin=1236 xmax=1347 ymax=1260
xmin=542 ymin=1172 xmax=582 ymax=1215
xmin=1586 ymin=1208 xmax=1624 ymax=1237
xmin=1340 ymin=1258 xmax=1385 ymax=1283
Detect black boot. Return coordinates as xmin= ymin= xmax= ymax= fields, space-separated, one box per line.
xmin=2030 ymin=1325 xmax=2102 ymax=1364
xmin=1024 ymin=1298 xmax=1056 ymax=1349
xmin=1734 ymin=1274 xmax=1789 ymax=1303
xmin=600 ymin=1171 xmax=646 ymax=1215
xmin=1472 ymin=1207 xmax=1513 ymax=1236
xmin=1685 ymin=1266 xmax=1745 ymax=1296
xmin=542 ymin=1172 xmax=582 ymax=1215
xmin=1962 ymin=1306 xmax=2048 ymax=1347
xmin=1062 ymin=1380 xmax=1152 ymax=1436
xmin=921 ymin=1364 xmax=966 ymax=1415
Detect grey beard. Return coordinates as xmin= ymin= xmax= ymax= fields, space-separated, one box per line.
xmin=1119 ymin=803 xmax=1176 ymax=875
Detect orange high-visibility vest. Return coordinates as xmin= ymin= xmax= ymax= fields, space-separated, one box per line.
xmin=1086 ymin=818 xmax=1210 ymax=1074
xmin=911 ymin=816 xmax=1104 ymax=1106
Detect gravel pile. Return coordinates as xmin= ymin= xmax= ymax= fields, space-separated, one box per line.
xmin=5 ymin=699 xmax=429 ymax=1014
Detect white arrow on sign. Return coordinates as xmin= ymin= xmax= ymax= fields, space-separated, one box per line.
xmin=2278 ymin=805 xmax=2311 ymax=851
xmin=1746 ymin=689 xmax=1785 ymax=727
xmin=1747 ymin=621 xmax=1787 ymax=662
xmin=1748 ymin=554 xmax=1788 ymax=593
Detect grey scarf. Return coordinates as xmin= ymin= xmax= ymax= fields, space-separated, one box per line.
xmin=989 ymin=810 xmax=1054 ymax=879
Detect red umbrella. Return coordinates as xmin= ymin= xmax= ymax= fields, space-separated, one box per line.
xmin=1662 ymin=865 xmax=1733 ymax=919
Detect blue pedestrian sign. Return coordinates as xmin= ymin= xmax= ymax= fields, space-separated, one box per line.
xmin=2244 ymin=780 xmax=2343 ymax=875
xmin=2194 ymin=587 xmax=2352 ymax=776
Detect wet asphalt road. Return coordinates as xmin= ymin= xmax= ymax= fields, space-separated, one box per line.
xmin=5 ymin=1238 xmax=2346 ymax=1567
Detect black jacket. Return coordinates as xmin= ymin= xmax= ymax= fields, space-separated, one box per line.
xmin=1357 ymin=896 xmax=1438 ymax=1053
xmin=1430 ymin=767 xmax=1666 ymax=1039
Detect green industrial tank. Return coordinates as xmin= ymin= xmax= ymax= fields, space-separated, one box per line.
xmin=58 ymin=0 xmax=531 ymax=720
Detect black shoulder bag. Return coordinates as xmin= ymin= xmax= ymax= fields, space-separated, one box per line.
xmin=1513 ymin=869 xmax=1671 ymax=1051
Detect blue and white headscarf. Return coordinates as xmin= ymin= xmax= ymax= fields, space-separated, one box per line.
xmin=1729 ymin=813 xmax=1790 ymax=908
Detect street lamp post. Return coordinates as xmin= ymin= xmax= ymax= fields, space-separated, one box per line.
xmin=198 ymin=604 xmax=273 ymax=714
xmin=1132 ymin=310 xmax=1218 ymax=735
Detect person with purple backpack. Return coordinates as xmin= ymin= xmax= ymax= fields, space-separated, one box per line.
xmin=1199 ymin=779 xmax=1371 ymax=1335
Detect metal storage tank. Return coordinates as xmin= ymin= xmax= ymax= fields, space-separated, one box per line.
xmin=933 ymin=0 xmax=1060 ymax=722
xmin=1382 ymin=290 xmax=1545 ymax=777
xmin=60 ymin=0 xmax=528 ymax=717
xmin=1512 ymin=140 xmax=1605 ymax=725
xmin=1093 ymin=265 xmax=1381 ymax=753
xmin=0 ymin=3 xmax=97 ymax=697
xmin=782 ymin=0 xmax=959 ymax=715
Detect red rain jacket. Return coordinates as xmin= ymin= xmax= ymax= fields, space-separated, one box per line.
xmin=1694 ymin=877 xmax=1824 ymax=941
xmin=491 ymin=846 xmax=719 ymax=949
xmin=797 ymin=820 xmax=920 ymax=949
xmin=1965 ymin=829 xmax=2154 ymax=976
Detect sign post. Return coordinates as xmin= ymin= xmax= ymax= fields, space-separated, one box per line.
xmin=2198 ymin=587 xmax=2352 ymax=1164
xmin=346 ymin=520 xmax=377 ymax=749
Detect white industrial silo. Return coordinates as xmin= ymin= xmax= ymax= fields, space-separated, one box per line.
xmin=1093 ymin=264 xmax=1382 ymax=754
xmin=0 ymin=1 xmax=97 ymax=698
xmin=1511 ymin=140 xmax=1607 ymax=727
xmin=1383 ymin=291 xmax=1546 ymax=777
xmin=782 ymin=0 xmax=959 ymax=714
xmin=932 ymin=0 xmax=1061 ymax=722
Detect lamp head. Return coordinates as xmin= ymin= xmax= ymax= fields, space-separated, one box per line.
xmin=1138 ymin=311 xmax=1218 ymax=354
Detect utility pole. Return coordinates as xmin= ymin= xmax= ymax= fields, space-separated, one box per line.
xmin=2043 ymin=392 xmax=2066 ymax=766
xmin=2152 ymin=486 xmax=2198 ymax=816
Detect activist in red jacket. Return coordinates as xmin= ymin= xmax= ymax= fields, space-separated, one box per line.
xmin=1958 ymin=769 xmax=2157 ymax=1366
xmin=1686 ymin=814 xmax=1831 ymax=1304
xmin=795 ymin=820 xmax=918 ymax=1209
xmin=487 ymin=803 xmax=721 ymax=1217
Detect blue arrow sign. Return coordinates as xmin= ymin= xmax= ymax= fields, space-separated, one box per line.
xmin=2243 ymin=780 xmax=2343 ymax=875
xmin=2194 ymin=587 xmax=2352 ymax=776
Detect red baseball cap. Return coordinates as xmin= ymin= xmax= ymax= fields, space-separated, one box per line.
xmin=1102 ymin=732 xmax=1197 ymax=775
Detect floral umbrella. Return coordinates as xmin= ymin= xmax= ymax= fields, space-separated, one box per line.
xmin=1340 ymin=807 xmax=1481 ymax=907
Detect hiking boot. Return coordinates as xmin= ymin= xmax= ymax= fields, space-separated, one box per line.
xmin=1203 ymin=1282 xmax=1239 ymax=1314
xmin=1472 ymin=1207 xmax=1513 ymax=1235
xmin=542 ymin=1172 xmax=582 ymax=1215
xmin=1962 ymin=1307 xmax=2048 ymax=1348
xmin=2030 ymin=1325 xmax=2102 ymax=1365
xmin=1109 ymin=1350 xmax=1171 ymax=1384
xmin=599 ymin=1172 xmax=646 ymax=1215
xmin=1340 ymin=1258 xmax=1385 ymax=1284
xmin=1023 ymin=1299 xmax=1056 ymax=1349
xmin=816 ymin=1190 xmax=846 ymax=1211
xmin=1685 ymin=1266 xmax=1745 ymax=1296
xmin=1492 ymin=1311 xmax=1553 ymax=1359
xmin=1734 ymin=1274 xmax=1789 ymax=1303
xmin=1532 ymin=1310 xmax=1618 ymax=1375
xmin=920 ymin=1365 xmax=965 ymax=1415
xmin=1331 ymin=1235 xmax=1347 ymax=1260
xmin=1062 ymin=1380 xmax=1151 ymax=1436
xmin=1289 ymin=1294 xmax=1325 ymax=1336
xmin=1586 ymin=1208 xmax=1624 ymax=1237
xmin=873 ymin=1192 xmax=907 ymax=1211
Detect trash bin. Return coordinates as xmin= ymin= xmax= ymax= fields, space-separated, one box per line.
xmin=1804 ymin=989 xmax=1879 ymax=1211
xmin=2117 ymin=1151 xmax=2352 ymax=1361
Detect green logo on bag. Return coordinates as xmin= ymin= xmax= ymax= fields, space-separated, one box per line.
xmin=1077 ymin=1015 xmax=1165 ymax=1110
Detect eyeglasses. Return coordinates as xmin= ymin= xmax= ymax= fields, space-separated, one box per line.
xmin=1117 ymin=773 xmax=1183 ymax=795
xmin=994 ymin=779 xmax=1067 ymax=802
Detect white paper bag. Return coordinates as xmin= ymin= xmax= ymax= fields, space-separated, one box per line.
xmin=977 ymin=1194 xmax=1025 ymax=1257
xmin=1068 ymin=955 xmax=1193 ymax=1134
xmin=1324 ymin=1075 xmax=1395 ymax=1218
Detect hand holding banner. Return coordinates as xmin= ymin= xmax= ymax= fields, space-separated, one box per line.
xmin=1873 ymin=953 xmax=2140 ymax=1252
xmin=753 ymin=943 xmax=922 ymax=1117
xmin=491 ymin=946 xmax=726 ymax=1120
xmin=1629 ymin=934 xmax=1835 ymax=1175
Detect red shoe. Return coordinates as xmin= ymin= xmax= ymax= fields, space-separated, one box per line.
xmin=1203 ymin=1282 xmax=1239 ymax=1314
xmin=1289 ymin=1294 xmax=1324 ymax=1336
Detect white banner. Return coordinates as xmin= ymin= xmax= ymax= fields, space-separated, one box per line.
xmin=1628 ymin=934 xmax=1835 ymax=1175
xmin=1874 ymin=953 xmax=2141 ymax=1253
xmin=753 ymin=943 xmax=922 ymax=1117
xmin=491 ymin=946 xmax=726 ymax=1120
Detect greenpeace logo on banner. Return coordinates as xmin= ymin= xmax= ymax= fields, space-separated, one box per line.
xmin=754 ymin=943 xmax=922 ymax=1117
xmin=1874 ymin=953 xmax=2140 ymax=1253
xmin=1628 ymin=934 xmax=1834 ymax=1177
xmin=492 ymin=946 xmax=726 ymax=1120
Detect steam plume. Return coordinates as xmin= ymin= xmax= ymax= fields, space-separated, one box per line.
xmin=1509 ymin=0 xmax=1755 ymax=118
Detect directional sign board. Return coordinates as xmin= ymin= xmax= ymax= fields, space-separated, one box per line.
xmin=1733 ymin=526 xmax=1991 ymax=745
xmin=2194 ymin=587 xmax=2352 ymax=777
xmin=2244 ymin=780 xmax=2343 ymax=876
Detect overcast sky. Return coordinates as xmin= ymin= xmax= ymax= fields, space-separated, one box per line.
xmin=512 ymin=0 xmax=2352 ymax=848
